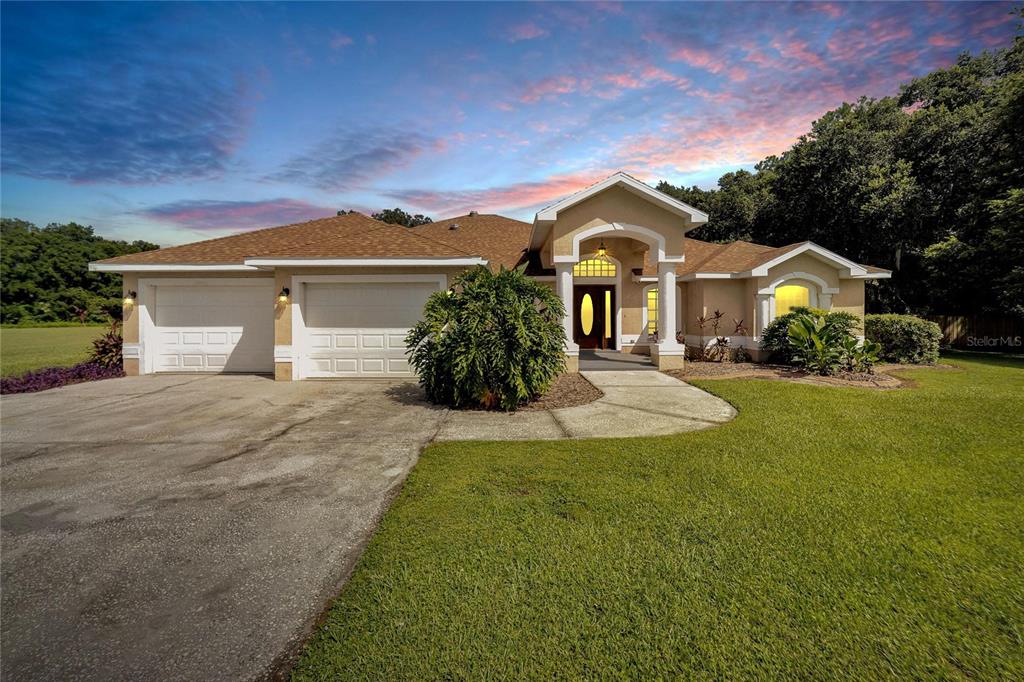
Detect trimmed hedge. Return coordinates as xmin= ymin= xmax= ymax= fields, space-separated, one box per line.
xmin=865 ymin=314 xmax=942 ymax=364
xmin=760 ymin=306 xmax=860 ymax=364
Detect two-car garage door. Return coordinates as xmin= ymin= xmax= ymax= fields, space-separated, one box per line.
xmin=147 ymin=278 xmax=437 ymax=377
xmin=300 ymin=281 xmax=438 ymax=378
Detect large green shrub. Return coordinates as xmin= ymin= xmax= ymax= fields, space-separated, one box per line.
xmin=787 ymin=312 xmax=882 ymax=376
xmin=760 ymin=306 xmax=859 ymax=364
xmin=405 ymin=266 xmax=566 ymax=411
xmin=865 ymin=314 xmax=942 ymax=364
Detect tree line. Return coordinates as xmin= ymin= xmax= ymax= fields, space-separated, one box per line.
xmin=657 ymin=24 xmax=1023 ymax=318
xmin=1 ymin=219 xmax=158 ymax=324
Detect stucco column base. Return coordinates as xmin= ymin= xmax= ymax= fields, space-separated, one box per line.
xmin=123 ymin=358 xmax=140 ymax=377
xmin=564 ymin=353 xmax=580 ymax=373
xmin=651 ymin=343 xmax=685 ymax=370
xmin=655 ymin=354 xmax=686 ymax=370
xmin=274 ymin=362 xmax=293 ymax=381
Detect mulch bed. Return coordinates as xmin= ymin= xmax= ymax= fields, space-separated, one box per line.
xmin=663 ymin=362 xmax=933 ymax=390
xmin=521 ymin=373 xmax=603 ymax=411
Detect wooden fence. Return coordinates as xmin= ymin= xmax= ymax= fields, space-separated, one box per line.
xmin=925 ymin=315 xmax=1024 ymax=350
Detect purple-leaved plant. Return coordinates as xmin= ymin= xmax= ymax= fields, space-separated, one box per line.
xmin=0 ymin=361 xmax=124 ymax=394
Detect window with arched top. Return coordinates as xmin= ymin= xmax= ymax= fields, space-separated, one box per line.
xmin=774 ymin=284 xmax=810 ymax=318
xmin=573 ymin=258 xmax=616 ymax=277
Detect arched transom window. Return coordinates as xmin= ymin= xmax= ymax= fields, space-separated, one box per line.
xmin=774 ymin=284 xmax=810 ymax=318
xmin=573 ymin=258 xmax=616 ymax=277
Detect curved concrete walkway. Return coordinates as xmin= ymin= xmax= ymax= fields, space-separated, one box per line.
xmin=434 ymin=371 xmax=736 ymax=441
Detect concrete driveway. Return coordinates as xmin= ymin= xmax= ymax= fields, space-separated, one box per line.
xmin=1 ymin=374 xmax=445 ymax=681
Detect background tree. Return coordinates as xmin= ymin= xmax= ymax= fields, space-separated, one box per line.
xmin=371 ymin=208 xmax=433 ymax=227
xmin=1 ymin=218 xmax=158 ymax=324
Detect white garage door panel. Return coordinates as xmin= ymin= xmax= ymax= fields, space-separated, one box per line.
xmin=302 ymin=281 xmax=437 ymax=378
xmin=154 ymin=283 xmax=274 ymax=373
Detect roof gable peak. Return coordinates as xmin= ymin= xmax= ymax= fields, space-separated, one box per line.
xmin=534 ymin=171 xmax=709 ymax=225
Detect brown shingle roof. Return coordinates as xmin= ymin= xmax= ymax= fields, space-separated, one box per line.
xmin=412 ymin=214 xmax=532 ymax=269
xmin=641 ymin=238 xmax=888 ymax=277
xmin=94 ymin=209 xmax=889 ymax=277
xmin=94 ymin=213 xmax=475 ymax=265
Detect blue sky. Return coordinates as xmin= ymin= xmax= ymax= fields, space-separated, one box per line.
xmin=1 ymin=1 xmax=1017 ymax=246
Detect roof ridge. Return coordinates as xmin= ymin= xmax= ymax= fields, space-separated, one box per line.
xmin=133 ymin=212 xmax=379 ymax=256
xmin=390 ymin=221 xmax=478 ymax=258
xmin=430 ymin=213 xmax=531 ymax=226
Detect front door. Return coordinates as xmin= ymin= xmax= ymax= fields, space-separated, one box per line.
xmin=573 ymin=285 xmax=615 ymax=349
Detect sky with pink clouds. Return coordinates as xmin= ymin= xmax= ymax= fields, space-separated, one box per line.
xmin=1 ymin=1 xmax=1018 ymax=246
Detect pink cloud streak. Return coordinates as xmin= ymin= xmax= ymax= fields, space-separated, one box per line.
xmin=141 ymin=198 xmax=337 ymax=231
xmin=507 ymin=22 xmax=549 ymax=43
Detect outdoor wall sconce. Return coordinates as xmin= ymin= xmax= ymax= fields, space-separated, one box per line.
xmin=278 ymin=287 xmax=290 ymax=303
xmin=596 ymin=241 xmax=609 ymax=260
xmin=123 ymin=290 xmax=137 ymax=305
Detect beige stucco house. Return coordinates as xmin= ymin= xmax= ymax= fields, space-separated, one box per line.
xmin=91 ymin=172 xmax=891 ymax=378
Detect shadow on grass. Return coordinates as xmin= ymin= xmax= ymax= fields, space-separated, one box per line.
xmin=942 ymin=349 xmax=1024 ymax=370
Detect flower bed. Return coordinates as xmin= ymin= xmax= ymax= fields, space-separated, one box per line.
xmin=0 ymin=361 xmax=124 ymax=394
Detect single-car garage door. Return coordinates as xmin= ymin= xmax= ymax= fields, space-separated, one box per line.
xmin=301 ymin=281 xmax=438 ymax=377
xmin=154 ymin=282 xmax=274 ymax=372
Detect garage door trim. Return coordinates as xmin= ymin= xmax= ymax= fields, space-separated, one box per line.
xmin=136 ymin=277 xmax=274 ymax=375
xmin=291 ymin=274 xmax=446 ymax=380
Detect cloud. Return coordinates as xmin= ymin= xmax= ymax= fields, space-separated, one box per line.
xmin=0 ymin=5 xmax=249 ymax=184
xmin=519 ymin=75 xmax=578 ymax=103
xmin=139 ymin=198 xmax=336 ymax=231
xmin=810 ymin=3 xmax=844 ymax=19
xmin=666 ymin=44 xmax=726 ymax=74
xmin=516 ymin=61 xmax=691 ymax=106
xmin=927 ymin=34 xmax=961 ymax=47
xmin=770 ymin=35 xmax=829 ymax=71
xmin=330 ymin=32 xmax=354 ymax=49
xmin=385 ymin=171 xmax=610 ymax=215
xmin=269 ymin=127 xmax=446 ymax=191
xmin=507 ymin=22 xmax=549 ymax=43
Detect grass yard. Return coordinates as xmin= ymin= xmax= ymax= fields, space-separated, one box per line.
xmin=294 ymin=353 xmax=1024 ymax=680
xmin=0 ymin=326 xmax=105 ymax=377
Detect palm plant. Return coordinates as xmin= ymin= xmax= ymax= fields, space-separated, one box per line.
xmin=839 ymin=336 xmax=882 ymax=373
xmin=405 ymin=265 xmax=566 ymax=411
xmin=787 ymin=313 xmax=844 ymax=375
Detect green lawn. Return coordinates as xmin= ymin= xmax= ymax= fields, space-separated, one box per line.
xmin=294 ymin=353 xmax=1024 ymax=680
xmin=0 ymin=326 xmax=105 ymax=377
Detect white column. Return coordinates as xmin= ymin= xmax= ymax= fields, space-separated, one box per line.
xmin=555 ymin=264 xmax=578 ymax=353
xmin=657 ymin=262 xmax=682 ymax=350
xmin=818 ymin=292 xmax=833 ymax=310
xmin=756 ymin=294 xmax=771 ymax=340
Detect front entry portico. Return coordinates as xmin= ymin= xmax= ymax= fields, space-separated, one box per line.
xmin=532 ymin=172 xmax=710 ymax=371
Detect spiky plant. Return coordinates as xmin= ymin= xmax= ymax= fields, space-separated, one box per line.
xmin=89 ymin=320 xmax=123 ymax=368
xmin=405 ymin=265 xmax=566 ymax=411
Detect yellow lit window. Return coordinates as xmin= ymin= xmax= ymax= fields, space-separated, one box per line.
xmin=775 ymin=284 xmax=809 ymax=317
xmin=604 ymin=290 xmax=612 ymax=339
xmin=646 ymin=288 xmax=658 ymax=335
xmin=573 ymin=259 xmax=616 ymax=277
xmin=580 ymin=294 xmax=594 ymax=334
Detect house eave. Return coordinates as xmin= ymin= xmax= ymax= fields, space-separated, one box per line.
xmin=242 ymin=257 xmax=488 ymax=269
xmin=88 ymin=263 xmax=258 ymax=273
